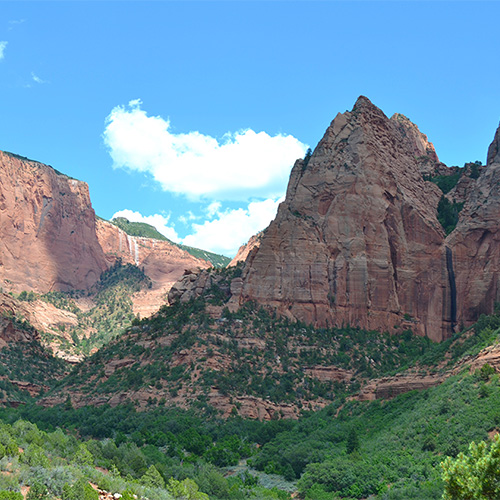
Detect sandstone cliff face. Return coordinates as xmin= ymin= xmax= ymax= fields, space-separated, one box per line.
xmin=96 ymin=219 xmax=211 ymax=317
xmin=0 ymin=152 xmax=108 ymax=293
xmin=221 ymin=99 xmax=500 ymax=342
xmin=228 ymin=232 xmax=262 ymax=267
xmin=447 ymin=126 xmax=500 ymax=327
xmin=230 ymin=97 xmax=452 ymax=341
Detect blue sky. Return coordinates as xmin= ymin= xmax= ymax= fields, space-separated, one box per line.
xmin=1 ymin=1 xmax=499 ymax=257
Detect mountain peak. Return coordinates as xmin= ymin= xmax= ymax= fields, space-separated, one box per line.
xmin=487 ymin=123 xmax=500 ymax=165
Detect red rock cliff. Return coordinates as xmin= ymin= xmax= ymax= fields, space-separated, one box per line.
xmin=447 ymin=123 xmax=500 ymax=327
xmin=228 ymin=98 xmax=499 ymax=342
xmin=0 ymin=151 xmax=108 ymax=292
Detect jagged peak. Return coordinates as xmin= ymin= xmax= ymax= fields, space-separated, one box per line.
xmin=351 ymin=95 xmax=387 ymax=118
xmin=487 ymin=123 xmax=500 ymax=165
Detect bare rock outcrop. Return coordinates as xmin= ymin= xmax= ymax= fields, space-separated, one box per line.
xmin=230 ymin=97 xmax=451 ymax=341
xmin=0 ymin=151 xmax=108 ymax=293
xmin=447 ymin=127 xmax=500 ymax=328
xmin=228 ymin=232 xmax=262 ymax=267
xmin=220 ymin=98 xmax=500 ymax=342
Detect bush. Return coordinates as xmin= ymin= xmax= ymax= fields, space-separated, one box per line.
xmin=0 ymin=493 xmax=23 ymax=500
xmin=26 ymin=482 xmax=49 ymax=500
xmin=61 ymin=479 xmax=98 ymax=500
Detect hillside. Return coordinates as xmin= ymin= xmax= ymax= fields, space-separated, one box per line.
xmin=3 ymin=291 xmax=500 ymax=499
xmin=1 ymin=98 xmax=500 ymax=500
xmin=109 ymin=217 xmax=231 ymax=268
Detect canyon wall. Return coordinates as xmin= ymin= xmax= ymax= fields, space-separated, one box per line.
xmin=225 ymin=98 xmax=500 ymax=342
xmin=0 ymin=152 xmax=108 ymax=293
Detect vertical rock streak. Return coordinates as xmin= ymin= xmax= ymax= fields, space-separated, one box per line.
xmin=446 ymin=246 xmax=457 ymax=331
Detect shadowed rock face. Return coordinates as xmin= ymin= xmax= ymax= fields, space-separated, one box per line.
xmin=447 ymin=123 xmax=500 ymax=327
xmin=226 ymin=98 xmax=500 ymax=342
xmin=0 ymin=151 xmax=108 ymax=293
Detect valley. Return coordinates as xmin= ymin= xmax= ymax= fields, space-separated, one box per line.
xmin=0 ymin=97 xmax=499 ymax=499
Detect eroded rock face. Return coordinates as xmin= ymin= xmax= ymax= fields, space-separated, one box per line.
xmin=0 ymin=152 xmax=108 ymax=293
xmin=226 ymin=99 xmax=500 ymax=342
xmin=231 ymin=97 xmax=452 ymax=341
xmin=228 ymin=232 xmax=262 ymax=267
xmin=447 ymin=128 xmax=500 ymax=327
xmin=95 ymin=219 xmax=211 ymax=317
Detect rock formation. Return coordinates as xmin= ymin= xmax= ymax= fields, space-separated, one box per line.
xmin=447 ymin=125 xmax=500 ymax=328
xmin=222 ymin=98 xmax=500 ymax=342
xmin=0 ymin=151 xmax=108 ymax=293
xmin=95 ymin=218 xmax=212 ymax=317
xmin=228 ymin=232 xmax=262 ymax=267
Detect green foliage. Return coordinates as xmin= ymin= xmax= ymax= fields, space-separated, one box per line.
xmin=0 ymin=493 xmax=23 ymax=500
xmin=441 ymin=434 xmax=500 ymax=500
xmin=26 ymin=482 xmax=50 ymax=500
xmin=437 ymin=196 xmax=464 ymax=235
xmin=140 ymin=464 xmax=165 ymax=488
xmin=74 ymin=443 xmax=93 ymax=467
xmin=20 ymin=444 xmax=50 ymax=468
xmin=479 ymin=363 xmax=495 ymax=382
xmin=429 ymin=173 xmax=461 ymax=194
xmin=38 ymin=259 xmax=153 ymax=356
xmin=167 ymin=478 xmax=209 ymax=500
xmin=111 ymin=217 xmax=170 ymax=241
xmin=302 ymin=148 xmax=313 ymax=171
xmin=346 ymin=428 xmax=360 ymax=455
xmin=61 ymin=479 xmax=98 ymax=500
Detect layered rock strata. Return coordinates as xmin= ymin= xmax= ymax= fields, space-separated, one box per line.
xmin=234 ymin=97 xmax=451 ymax=341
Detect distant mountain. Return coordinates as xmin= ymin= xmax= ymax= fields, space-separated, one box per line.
xmin=109 ymin=216 xmax=231 ymax=268
xmin=0 ymin=149 xmax=216 ymax=359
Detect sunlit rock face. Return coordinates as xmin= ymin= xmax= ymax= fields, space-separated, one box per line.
xmin=95 ymin=218 xmax=211 ymax=317
xmin=229 ymin=98 xmax=500 ymax=342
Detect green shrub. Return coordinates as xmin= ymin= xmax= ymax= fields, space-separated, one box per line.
xmin=26 ymin=482 xmax=49 ymax=500
xmin=61 ymin=479 xmax=98 ymax=500
xmin=0 ymin=492 xmax=23 ymax=500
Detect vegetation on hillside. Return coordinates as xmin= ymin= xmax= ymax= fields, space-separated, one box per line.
xmin=1 ymin=352 xmax=500 ymax=499
xmin=14 ymin=260 xmax=152 ymax=357
xmin=0 ymin=410 xmax=292 ymax=500
xmin=3 ymin=265 xmax=500 ymax=499
xmin=437 ymin=196 xmax=464 ymax=235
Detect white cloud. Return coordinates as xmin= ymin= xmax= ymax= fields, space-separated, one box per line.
xmin=111 ymin=209 xmax=180 ymax=242
xmin=103 ymin=99 xmax=308 ymax=201
xmin=181 ymin=197 xmax=283 ymax=257
xmin=178 ymin=211 xmax=199 ymax=225
xmin=31 ymin=72 xmax=48 ymax=84
xmin=0 ymin=42 xmax=7 ymax=60
xmin=206 ymin=201 xmax=221 ymax=219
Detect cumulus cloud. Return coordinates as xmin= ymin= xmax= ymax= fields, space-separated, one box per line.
xmin=111 ymin=209 xmax=180 ymax=242
xmin=112 ymin=198 xmax=281 ymax=258
xmin=0 ymin=42 xmax=7 ymax=60
xmin=181 ymin=197 xmax=283 ymax=256
xmin=103 ymin=99 xmax=307 ymax=201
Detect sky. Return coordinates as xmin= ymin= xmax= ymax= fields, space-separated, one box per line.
xmin=0 ymin=1 xmax=499 ymax=257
